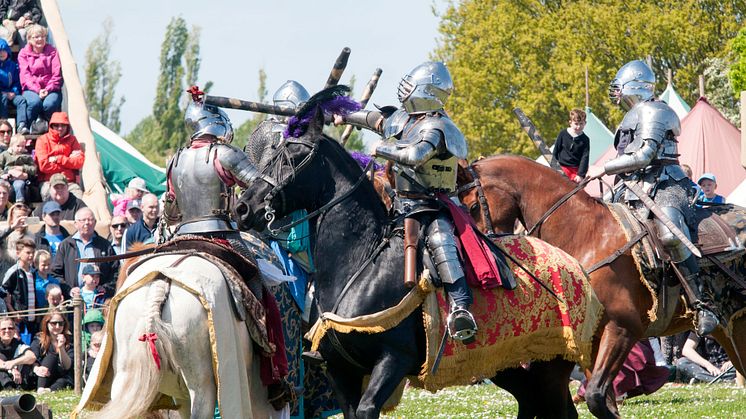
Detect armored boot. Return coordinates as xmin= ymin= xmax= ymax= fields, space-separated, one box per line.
xmin=677 ymin=257 xmax=719 ymax=336
xmin=427 ymin=217 xmax=478 ymax=344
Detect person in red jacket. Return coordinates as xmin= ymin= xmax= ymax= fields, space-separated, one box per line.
xmin=34 ymin=112 xmax=83 ymax=200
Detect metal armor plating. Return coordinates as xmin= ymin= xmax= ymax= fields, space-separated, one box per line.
xmin=169 ymin=143 xmax=262 ymax=234
xmin=605 ymin=100 xmax=685 ymax=199
xmin=656 ymin=206 xmax=692 ymax=263
xmin=426 ymin=216 xmax=465 ymax=284
xmin=376 ymin=112 xmax=467 ymax=195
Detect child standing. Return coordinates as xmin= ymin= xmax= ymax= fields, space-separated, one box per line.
xmin=33 ymin=250 xmax=58 ymax=309
xmin=0 ymin=134 xmax=35 ymax=203
xmin=71 ymin=264 xmax=105 ymax=311
xmin=552 ymin=109 xmax=590 ymax=183
xmin=0 ymin=238 xmax=37 ymax=334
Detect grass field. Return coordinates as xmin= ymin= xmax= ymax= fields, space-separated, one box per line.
xmin=3 ymin=381 xmax=744 ymax=417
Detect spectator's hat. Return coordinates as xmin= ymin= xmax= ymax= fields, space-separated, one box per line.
xmin=82 ymin=264 xmax=101 ymax=276
xmin=49 ymin=173 xmax=68 ymax=187
xmin=697 ymin=173 xmax=717 ymax=185
xmin=126 ymin=199 xmax=142 ymax=211
xmin=42 ymin=200 xmax=62 ymax=215
xmin=127 ymin=177 xmax=149 ymax=193
xmin=49 ymin=112 xmax=70 ymax=125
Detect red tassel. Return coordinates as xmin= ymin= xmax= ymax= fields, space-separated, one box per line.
xmin=139 ymin=333 xmax=161 ymax=370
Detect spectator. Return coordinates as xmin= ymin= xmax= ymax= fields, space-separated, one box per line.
xmin=0 ymin=1 xmax=42 ymax=48
xmin=32 ymin=173 xmax=86 ymax=221
xmin=1 ymin=237 xmax=36 ymax=331
xmin=32 ymin=249 xmax=57 ymax=310
xmin=43 ymin=283 xmax=62 ymax=309
xmin=33 ymin=200 xmax=69 ymax=257
xmin=111 ymin=177 xmax=148 ymax=217
xmin=126 ymin=193 xmax=159 ymax=250
xmin=18 ymin=24 xmax=62 ymax=133
xmin=81 ymin=308 xmax=103 ymax=351
xmin=4 ymin=202 xmax=33 ymax=260
xmin=51 ymin=208 xmax=118 ymax=299
xmin=0 ymin=40 xmax=27 ymax=133
xmin=108 ymin=215 xmax=126 ymax=255
xmin=697 ymin=173 xmax=725 ymax=204
xmin=70 ymin=264 xmax=104 ymax=311
xmin=0 ymin=134 xmax=35 ymax=203
xmin=31 ymin=309 xmax=73 ymax=393
xmin=0 ymin=120 xmax=12 ymax=152
xmin=34 ymin=112 xmax=84 ymax=199
xmin=0 ymin=179 xmax=10 ymax=220
xmin=0 ymin=317 xmax=35 ymax=389
xmin=552 ymin=108 xmax=590 ymax=183
xmin=124 ymin=199 xmax=141 ymax=225
xmin=676 ymin=331 xmax=735 ymax=383
xmin=83 ymin=329 xmax=102 ymax=382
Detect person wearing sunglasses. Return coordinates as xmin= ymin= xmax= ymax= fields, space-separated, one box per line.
xmin=30 ymin=309 xmax=72 ymax=393
xmin=0 ymin=317 xmax=36 ymax=389
xmin=108 ymin=215 xmax=127 ymax=255
xmin=0 ymin=120 xmax=13 ymax=153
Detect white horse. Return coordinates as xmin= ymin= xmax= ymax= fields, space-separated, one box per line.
xmin=77 ymin=251 xmax=277 ymax=418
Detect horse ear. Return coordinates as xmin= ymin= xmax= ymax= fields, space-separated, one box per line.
xmin=306 ymin=106 xmax=326 ymax=140
xmin=457 ymin=159 xmax=473 ymax=184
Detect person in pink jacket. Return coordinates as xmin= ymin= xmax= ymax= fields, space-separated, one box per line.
xmin=17 ymin=24 xmax=62 ymax=135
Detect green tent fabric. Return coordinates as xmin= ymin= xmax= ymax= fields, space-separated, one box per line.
xmin=90 ymin=118 xmax=167 ymax=196
xmin=659 ymin=83 xmax=691 ymax=121
xmin=584 ymin=107 xmax=614 ymax=164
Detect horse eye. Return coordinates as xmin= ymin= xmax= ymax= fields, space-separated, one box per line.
xmin=469 ymin=203 xmax=479 ymax=214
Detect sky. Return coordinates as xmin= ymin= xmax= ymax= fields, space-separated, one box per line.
xmin=57 ymin=0 xmax=448 ymax=141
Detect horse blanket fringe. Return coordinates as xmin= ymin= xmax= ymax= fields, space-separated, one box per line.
xmin=73 ymin=253 xmax=256 ymax=418
xmin=306 ymin=235 xmax=602 ymax=397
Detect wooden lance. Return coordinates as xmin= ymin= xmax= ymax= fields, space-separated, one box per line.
xmin=513 ymin=108 xmax=560 ymax=171
xmin=341 ymin=68 xmax=383 ymax=146
xmin=324 ymin=47 xmax=352 ymax=89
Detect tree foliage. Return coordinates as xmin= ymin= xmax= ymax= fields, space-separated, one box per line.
xmin=435 ymin=0 xmax=746 ymax=158
xmin=84 ymin=17 xmax=124 ymax=133
xmin=704 ymin=57 xmax=740 ymax=125
xmin=127 ymin=17 xmax=208 ymax=164
xmin=234 ymin=68 xmax=268 ymax=149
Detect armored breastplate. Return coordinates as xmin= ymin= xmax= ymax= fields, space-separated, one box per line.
xmin=170 ymin=145 xmax=232 ymax=224
xmin=394 ymin=156 xmax=459 ymax=194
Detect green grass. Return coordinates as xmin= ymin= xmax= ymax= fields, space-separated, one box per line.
xmin=4 ymin=382 xmax=744 ymax=418
xmin=377 ymin=382 xmax=746 ymax=419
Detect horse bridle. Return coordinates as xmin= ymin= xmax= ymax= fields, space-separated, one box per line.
xmin=255 ymin=136 xmax=374 ymax=236
xmin=457 ymin=164 xmax=498 ymax=238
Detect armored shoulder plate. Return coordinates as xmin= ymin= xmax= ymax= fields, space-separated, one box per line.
xmin=382 ymin=108 xmax=409 ymax=139
xmin=636 ymin=100 xmax=681 ymax=140
xmin=415 ymin=115 xmax=468 ymax=159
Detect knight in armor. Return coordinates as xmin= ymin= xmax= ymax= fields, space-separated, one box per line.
xmin=339 ymin=61 xmax=478 ymax=343
xmin=163 ymin=94 xmax=268 ymax=294
xmin=604 ymin=60 xmax=719 ymax=335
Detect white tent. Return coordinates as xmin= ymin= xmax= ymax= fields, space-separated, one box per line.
xmin=659 ymin=83 xmax=691 ymax=121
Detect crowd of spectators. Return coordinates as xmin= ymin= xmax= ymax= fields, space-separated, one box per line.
xmin=0 ymin=168 xmax=158 ymax=393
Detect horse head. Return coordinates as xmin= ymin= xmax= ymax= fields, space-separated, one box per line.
xmin=457 ymin=157 xmax=525 ymax=234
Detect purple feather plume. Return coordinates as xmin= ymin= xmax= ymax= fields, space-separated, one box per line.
xmin=284 ymin=95 xmax=361 ymax=139
xmin=349 ymin=151 xmax=384 ymax=172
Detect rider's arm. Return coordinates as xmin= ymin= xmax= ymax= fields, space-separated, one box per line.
xmin=603 ymin=139 xmax=657 ymax=175
xmin=343 ymin=110 xmax=384 ymax=134
xmin=374 ymin=129 xmax=440 ymax=167
xmin=216 ymin=145 xmax=265 ymax=186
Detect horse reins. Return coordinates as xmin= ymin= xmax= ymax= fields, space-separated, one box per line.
xmin=525 ymin=174 xmax=601 ymax=236
xmin=457 ymin=165 xmax=498 ymax=238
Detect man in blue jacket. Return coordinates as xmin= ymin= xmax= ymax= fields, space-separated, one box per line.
xmin=0 ymin=39 xmax=28 ymax=133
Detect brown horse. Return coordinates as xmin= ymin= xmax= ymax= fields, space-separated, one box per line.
xmin=457 ymin=155 xmax=746 ymax=419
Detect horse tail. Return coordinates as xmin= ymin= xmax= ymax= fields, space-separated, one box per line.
xmin=92 ymin=278 xmax=176 ymax=419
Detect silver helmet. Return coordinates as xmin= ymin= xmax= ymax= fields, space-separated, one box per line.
xmin=273 ymin=80 xmax=310 ymax=108
xmin=609 ymin=60 xmax=655 ymax=111
xmin=184 ymin=100 xmax=234 ymax=143
xmin=397 ymin=61 xmax=453 ymax=114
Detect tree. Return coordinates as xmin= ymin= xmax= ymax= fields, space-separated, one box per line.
xmin=704 ymin=57 xmax=740 ymax=125
xmin=128 ymin=17 xmax=208 ymax=163
xmin=435 ymin=0 xmax=746 ymax=158
xmin=84 ymin=17 xmax=124 ymax=133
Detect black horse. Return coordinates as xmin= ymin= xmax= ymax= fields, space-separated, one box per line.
xmin=234 ymin=109 xmax=578 ymax=419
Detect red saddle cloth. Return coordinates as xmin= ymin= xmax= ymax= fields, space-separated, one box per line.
xmin=438 ymin=195 xmax=502 ymax=289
